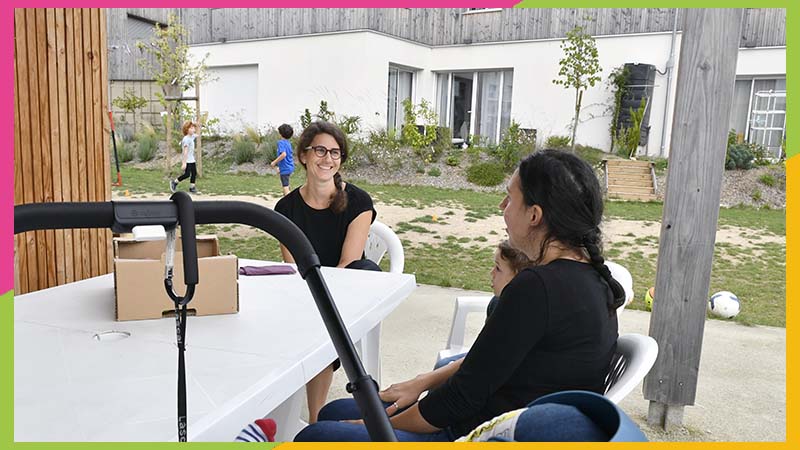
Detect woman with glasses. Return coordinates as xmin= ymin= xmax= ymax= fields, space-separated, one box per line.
xmin=274 ymin=121 xmax=379 ymax=423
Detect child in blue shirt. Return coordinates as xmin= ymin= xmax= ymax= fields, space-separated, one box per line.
xmin=270 ymin=124 xmax=295 ymax=196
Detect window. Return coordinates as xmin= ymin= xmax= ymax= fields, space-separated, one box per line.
xmin=434 ymin=69 xmax=514 ymax=145
xmin=387 ymin=66 xmax=414 ymax=131
xmin=127 ymin=14 xmax=158 ymax=41
xmin=463 ymin=8 xmax=503 ymax=15
xmin=729 ymin=77 xmax=786 ymax=158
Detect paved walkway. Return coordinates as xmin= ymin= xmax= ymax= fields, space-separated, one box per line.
xmin=326 ymin=284 xmax=786 ymax=442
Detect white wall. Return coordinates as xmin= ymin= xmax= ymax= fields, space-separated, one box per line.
xmin=736 ymin=46 xmax=786 ymax=77
xmin=203 ymin=65 xmax=259 ymax=133
xmin=190 ymin=31 xmax=786 ymax=157
xmin=191 ymin=32 xmax=433 ymax=134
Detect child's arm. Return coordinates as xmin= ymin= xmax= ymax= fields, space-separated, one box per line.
xmin=181 ymin=144 xmax=188 ymax=169
xmin=270 ymin=152 xmax=287 ymax=167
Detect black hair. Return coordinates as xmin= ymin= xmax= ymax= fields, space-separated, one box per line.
xmin=296 ymin=121 xmax=349 ymax=214
xmin=278 ymin=123 xmax=294 ymax=139
xmin=517 ymin=149 xmax=625 ymax=315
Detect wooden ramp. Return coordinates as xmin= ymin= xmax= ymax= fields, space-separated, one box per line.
xmin=603 ymin=159 xmax=657 ymax=202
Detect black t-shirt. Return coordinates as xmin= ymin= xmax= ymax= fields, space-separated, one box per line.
xmin=274 ymin=183 xmax=377 ymax=267
xmin=418 ymin=259 xmax=619 ymax=438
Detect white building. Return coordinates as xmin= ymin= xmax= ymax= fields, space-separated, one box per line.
xmin=110 ymin=8 xmax=787 ymax=157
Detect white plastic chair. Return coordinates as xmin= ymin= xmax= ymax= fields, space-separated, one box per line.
xmin=356 ymin=221 xmax=405 ymax=385
xmin=435 ymin=261 xmax=636 ymax=366
xmin=603 ymin=333 xmax=659 ymax=404
xmin=364 ymin=221 xmax=404 ymax=274
xmin=606 ymin=261 xmax=635 ymax=314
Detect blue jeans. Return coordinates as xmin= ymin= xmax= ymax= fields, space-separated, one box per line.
xmin=433 ymin=352 xmax=467 ymax=370
xmin=293 ymin=398 xmax=454 ymax=442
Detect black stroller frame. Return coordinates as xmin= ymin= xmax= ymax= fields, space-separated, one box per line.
xmin=14 ymin=196 xmax=398 ymax=442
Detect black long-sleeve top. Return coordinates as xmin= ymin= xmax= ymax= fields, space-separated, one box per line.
xmin=418 ymin=259 xmax=619 ymax=438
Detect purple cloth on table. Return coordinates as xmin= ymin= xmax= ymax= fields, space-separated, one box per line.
xmin=238 ymin=265 xmax=296 ymax=276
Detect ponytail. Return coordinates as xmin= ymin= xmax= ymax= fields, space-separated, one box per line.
xmin=583 ymin=229 xmax=626 ymax=316
xmin=330 ymin=171 xmax=348 ymax=214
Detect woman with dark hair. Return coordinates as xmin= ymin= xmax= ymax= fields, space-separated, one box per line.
xmin=274 ymin=121 xmax=378 ymax=423
xmin=294 ymin=149 xmax=624 ymax=441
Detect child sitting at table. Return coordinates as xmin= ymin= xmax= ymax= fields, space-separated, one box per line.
xmin=434 ymin=240 xmax=532 ymax=369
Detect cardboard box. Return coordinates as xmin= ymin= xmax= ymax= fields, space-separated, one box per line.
xmin=113 ymin=235 xmax=239 ymax=321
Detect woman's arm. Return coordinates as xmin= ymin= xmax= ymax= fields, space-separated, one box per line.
xmin=279 ymin=244 xmax=295 ymax=264
xmin=379 ymin=357 xmax=464 ymax=413
xmin=337 ymin=210 xmax=372 ymax=268
xmin=389 ymin=403 xmax=440 ymax=434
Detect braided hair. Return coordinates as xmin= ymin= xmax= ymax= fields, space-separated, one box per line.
xmin=296 ymin=121 xmax=349 ymax=214
xmin=517 ymin=149 xmax=625 ymax=315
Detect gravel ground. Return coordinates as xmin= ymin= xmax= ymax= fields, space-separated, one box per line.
xmin=656 ymin=164 xmax=785 ymax=209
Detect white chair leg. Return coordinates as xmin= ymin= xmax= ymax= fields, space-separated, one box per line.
xmin=270 ymin=389 xmax=305 ymax=441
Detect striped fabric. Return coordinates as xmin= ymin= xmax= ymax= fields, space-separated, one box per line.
xmin=235 ymin=418 xmax=276 ymax=442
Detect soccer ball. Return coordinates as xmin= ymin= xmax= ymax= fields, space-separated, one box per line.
xmin=644 ymin=287 xmax=655 ymax=311
xmin=708 ymin=291 xmax=740 ymax=319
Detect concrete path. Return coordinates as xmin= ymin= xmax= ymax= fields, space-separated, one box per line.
xmin=324 ymin=284 xmax=785 ymax=442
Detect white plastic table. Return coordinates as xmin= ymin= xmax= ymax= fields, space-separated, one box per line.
xmin=14 ymin=259 xmax=416 ymax=442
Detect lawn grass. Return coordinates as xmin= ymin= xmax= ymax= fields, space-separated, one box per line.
xmin=617 ymin=241 xmax=785 ymax=327
xmin=117 ymin=167 xmax=784 ymax=235
xmin=115 ymin=165 xmax=785 ymax=327
xmin=605 ymin=200 xmax=784 ymax=235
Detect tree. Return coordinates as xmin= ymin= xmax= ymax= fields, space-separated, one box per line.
xmin=112 ymin=88 xmax=148 ymax=135
xmin=553 ymin=26 xmax=602 ymax=152
xmin=135 ymin=13 xmax=210 ymax=172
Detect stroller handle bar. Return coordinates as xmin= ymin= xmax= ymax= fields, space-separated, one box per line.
xmin=14 ymin=200 xmax=322 ymax=277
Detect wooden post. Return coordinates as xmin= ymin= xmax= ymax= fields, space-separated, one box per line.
xmin=165 ymin=104 xmax=172 ymax=174
xmin=14 ymin=243 xmax=21 ymax=294
xmin=195 ymin=77 xmax=202 ymax=177
xmin=643 ymin=9 xmax=744 ymax=430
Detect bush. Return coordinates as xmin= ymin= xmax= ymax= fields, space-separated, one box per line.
xmin=445 ymin=152 xmax=461 ymax=167
xmin=496 ymin=121 xmax=536 ymax=171
xmin=261 ymin=128 xmax=281 ymax=162
xmin=367 ymin=127 xmax=402 ymax=154
xmin=427 ymin=167 xmax=441 ymax=177
xmin=545 ymin=135 xmax=571 ymax=149
xmin=466 ymin=162 xmax=506 ymax=186
xmin=344 ymin=138 xmax=369 ymax=169
xmin=574 ymin=144 xmax=606 ymax=168
xmin=726 ymin=143 xmax=754 ymax=170
xmin=338 ymin=115 xmax=362 ymax=136
xmin=401 ymin=98 xmax=439 ymax=154
xmin=433 ymin=126 xmax=452 ymax=159
xmin=465 ymin=146 xmax=482 ymax=163
xmin=751 ymin=188 xmax=762 ymax=202
xmin=758 ymin=174 xmax=776 ymax=187
xmin=115 ymin=139 xmax=134 ymax=163
xmin=135 ymin=124 xmax=158 ymax=162
xmin=749 ymin=144 xmax=771 ymax=166
xmin=232 ymin=135 xmax=257 ymax=164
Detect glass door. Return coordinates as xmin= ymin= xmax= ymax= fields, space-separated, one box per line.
xmin=436 ymin=69 xmax=514 ymax=146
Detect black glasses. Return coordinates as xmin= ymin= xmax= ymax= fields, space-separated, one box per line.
xmin=306 ymin=145 xmax=343 ymax=160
